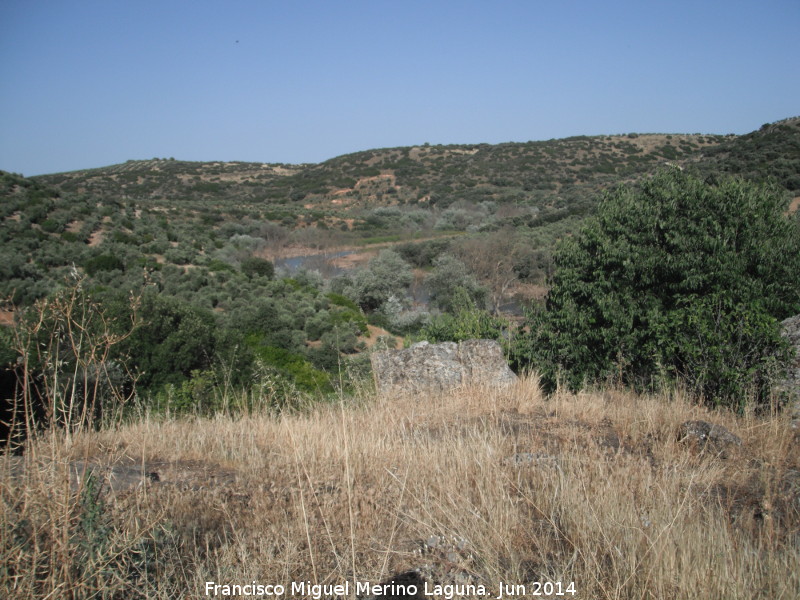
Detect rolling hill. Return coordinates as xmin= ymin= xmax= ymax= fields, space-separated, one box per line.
xmin=2 ymin=117 xmax=797 ymax=310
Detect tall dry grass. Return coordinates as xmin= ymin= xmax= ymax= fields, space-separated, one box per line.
xmin=2 ymin=376 xmax=799 ymax=599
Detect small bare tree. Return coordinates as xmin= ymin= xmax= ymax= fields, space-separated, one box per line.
xmin=452 ymin=230 xmax=520 ymax=314
xmin=6 ymin=271 xmax=139 ymax=442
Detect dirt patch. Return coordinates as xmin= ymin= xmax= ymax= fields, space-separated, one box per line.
xmin=65 ymin=220 xmax=83 ymax=234
xmin=3 ymin=458 xmax=241 ymax=495
xmin=267 ymin=244 xmax=333 ymax=259
xmin=788 ymin=196 xmax=800 ymax=214
xmin=361 ymin=325 xmax=403 ymax=349
xmin=511 ymin=282 xmax=549 ymax=301
xmin=355 ymin=172 xmax=396 ymax=189
xmin=87 ymin=227 xmax=105 ymax=247
xmin=0 ymin=309 xmax=14 ymax=326
xmin=329 ymin=250 xmax=376 ymax=269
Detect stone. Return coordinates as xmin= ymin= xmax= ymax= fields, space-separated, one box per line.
xmin=370 ymin=339 xmax=517 ymax=396
xmin=678 ymin=420 xmax=742 ymax=456
xmin=778 ymin=314 xmax=800 ymax=420
xmin=504 ymin=452 xmax=563 ymax=472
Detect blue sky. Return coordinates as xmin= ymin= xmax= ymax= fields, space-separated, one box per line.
xmin=1 ymin=0 xmax=797 ymax=176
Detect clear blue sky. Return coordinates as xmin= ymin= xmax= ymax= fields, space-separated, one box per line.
xmin=1 ymin=0 xmax=797 ymax=176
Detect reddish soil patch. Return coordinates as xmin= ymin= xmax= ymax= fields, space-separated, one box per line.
xmin=0 ymin=310 xmax=14 ymax=327
xmin=87 ymin=228 xmax=105 ymax=247
xmin=788 ymin=197 xmax=800 ymax=214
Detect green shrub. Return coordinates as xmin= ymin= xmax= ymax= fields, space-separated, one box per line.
xmin=84 ymin=253 xmax=124 ymax=275
xmin=329 ymin=305 xmax=368 ymax=335
xmin=208 ymin=259 xmax=236 ymax=273
xmin=119 ymin=293 xmax=217 ymax=389
xmin=425 ymin=255 xmax=487 ymax=313
xmin=111 ymin=230 xmax=137 ymax=244
xmin=304 ymin=310 xmax=333 ymax=341
xmin=349 ymin=250 xmax=413 ymax=312
xmin=61 ymin=231 xmax=81 ymax=242
xmin=252 ymin=345 xmax=333 ymax=393
xmin=326 ymin=292 xmax=360 ymax=312
xmin=40 ymin=218 xmax=62 ymax=233
xmin=240 ymin=256 xmax=274 ymax=279
xmin=420 ymin=288 xmax=507 ymax=344
xmin=155 ymin=369 xmax=220 ymax=414
xmin=515 ymin=170 xmax=800 ymax=409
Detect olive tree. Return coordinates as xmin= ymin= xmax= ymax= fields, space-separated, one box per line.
xmin=348 ymin=249 xmax=413 ymax=312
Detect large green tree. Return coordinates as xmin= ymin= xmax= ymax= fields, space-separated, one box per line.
xmin=119 ymin=292 xmax=218 ymax=389
xmin=516 ymin=170 xmax=800 ymax=408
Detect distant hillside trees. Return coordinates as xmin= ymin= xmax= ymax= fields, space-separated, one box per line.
xmin=515 ymin=170 xmax=800 ymax=409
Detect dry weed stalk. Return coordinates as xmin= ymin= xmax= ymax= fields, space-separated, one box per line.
xmin=0 ymin=276 xmax=169 ymax=599
xmin=3 ymin=370 xmax=799 ymax=599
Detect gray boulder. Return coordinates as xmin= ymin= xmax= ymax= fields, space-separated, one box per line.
xmin=678 ymin=420 xmax=742 ymax=456
xmin=778 ymin=314 xmax=800 ymax=420
xmin=371 ymin=339 xmax=517 ymax=396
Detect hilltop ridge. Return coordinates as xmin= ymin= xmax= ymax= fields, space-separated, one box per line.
xmin=2 ymin=116 xmax=797 ymax=310
xmin=35 ymin=132 xmax=727 ymax=211
xmin=30 ymin=119 xmax=799 ymax=229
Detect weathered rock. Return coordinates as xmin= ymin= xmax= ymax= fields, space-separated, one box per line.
xmin=778 ymin=314 xmax=800 ymax=420
xmin=678 ymin=420 xmax=742 ymax=456
xmin=371 ymin=339 xmax=517 ymax=396
xmin=504 ymin=452 xmax=562 ymax=472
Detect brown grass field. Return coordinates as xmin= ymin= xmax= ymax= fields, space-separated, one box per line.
xmin=2 ymin=377 xmax=799 ymax=599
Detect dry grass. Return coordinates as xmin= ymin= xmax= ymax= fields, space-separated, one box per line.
xmin=2 ymin=377 xmax=799 ymax=599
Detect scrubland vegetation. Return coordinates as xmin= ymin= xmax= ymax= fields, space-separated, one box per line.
xmin=1 ymin=118 xmax=799 ymax=598
xmin=3 ymin=378 xmax=799 ymax=599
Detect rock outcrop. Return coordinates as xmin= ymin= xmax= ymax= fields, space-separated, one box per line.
xmin=371 ymin=339 xmax=517 ymax=396
xmin=779 ymin=314 xmax=800 ymax=420
xmin=678 ymin=420 xmax=742 ymax=456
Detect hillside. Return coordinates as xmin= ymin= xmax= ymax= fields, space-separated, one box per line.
xmin=2 ymin=121 xmax=799 ymax=599
xmin=2 ymin=117 xmax=798 ymax=399
xmin=694 ymin=116 xmax=800 ymax=190
xmin=30 ymin=118 xmax=799 ymax=236
xmin=35 ymin=133 xmax=727 ymax=221
xmin=3 ymin=118 xmax=797 ymax=304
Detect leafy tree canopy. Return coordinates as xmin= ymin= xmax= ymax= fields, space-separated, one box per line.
xmin=516 ymin=169 xmax=800 ymax=408
xmin=119 ymin=292 xmax=218 ymax=389
xmin=349 ymin=249 xmax=412 ymax=312
xmin=239 ymin=256 xmax=275 ymax=279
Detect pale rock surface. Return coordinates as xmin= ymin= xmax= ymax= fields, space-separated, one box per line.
xmin=778 ymin=314 xmax=800 ymax=421
xmin=371 ymin=339 xmax=517 ymax=396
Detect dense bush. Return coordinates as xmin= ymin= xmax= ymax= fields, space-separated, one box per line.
xmin=119 ymin=293 xmax=218 ymax=389
xmin=251 ymin=345 xmax=333 ymax=393
xmin=347 ymin=250 xmax=413 ymax=312
xmin=395 ymin=238 xmax=451 ymax=267
xmin=419 ymin=288 xmax=507 ymax=344
xmin=84 ymin=253 xmax=124 ymax=276
xmin=515 ymin=170 xmax=800 ymax=408
xmin=240 ymin=256 xmax=275 ymax=279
